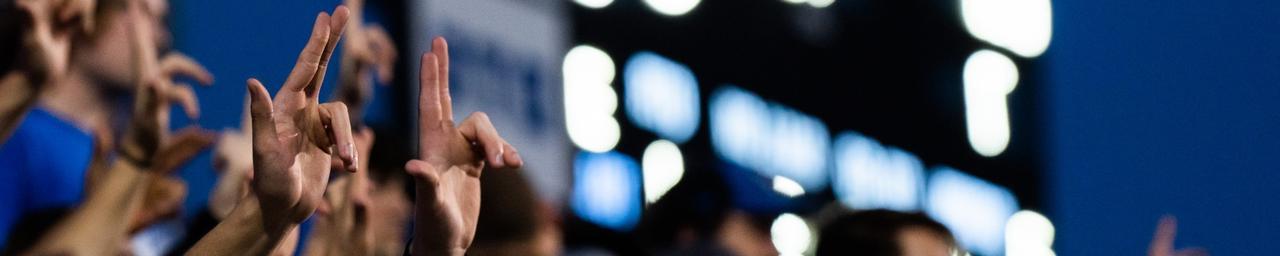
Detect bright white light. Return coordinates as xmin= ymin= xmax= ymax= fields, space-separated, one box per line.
xmin=771 ymin=213 xmax=812 ymax=256
xmin=782 ymin=0 xmax=807 ymax=4
xmin=807 ymin=0 xmax=835 ymax=8
xmin=571 ymin=151 xmax=643 ymax=231
xmin=624 ymin=52 xmax=700 ymax=143
xmin=1006 ymin=210 xmax=1056 ymax=256
xmin=772 ymin=176 xmax=806 ymax=197
xmin=574 ymin=0 xmax=614 ymax=9
xmin=960 ymin=0 xmax=1053 ymax=57
xmin=832 ymin=132 xmax=926 ymax=211
xmin=642 ymin=140 xmax=685 ymax=204
xmin=564 ymin=45 xmax=621 ymax=153
xmin=643 ymin=0 xmax=700 ymax=16
xmin=963 ymin=50 xmax=1018 ymax=157
xmin=710 ymin=86 xmax=830 ymax=191
xmin=925 ymin=167 xmax=1019 ymax=256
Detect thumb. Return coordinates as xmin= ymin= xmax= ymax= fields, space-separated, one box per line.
xmin=405 ymin=159 xmax=440 ymax=188
xmin=247 ymin=79 xmax=278 ymax=154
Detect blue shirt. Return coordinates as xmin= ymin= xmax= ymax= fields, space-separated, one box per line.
xmin=0 ymin=107 xmax=93 ymax=249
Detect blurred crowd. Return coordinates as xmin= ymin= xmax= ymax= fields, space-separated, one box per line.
xmin=0 ymin=0 xmax=1204 ymax=255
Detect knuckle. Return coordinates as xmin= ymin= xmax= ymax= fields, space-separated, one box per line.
xmin=469 ymin=111 xmax=490 ymax=122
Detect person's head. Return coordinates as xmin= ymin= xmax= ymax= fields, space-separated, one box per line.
xmin=470 ymin=167 xmax=560 ymax=256
xmin=637 ymin=169 xmax=735 ymax=254
xmin=817 ymin=210 xmax=959 ymax=256
xmin=70 ymin=0 xmax=168 ymax=90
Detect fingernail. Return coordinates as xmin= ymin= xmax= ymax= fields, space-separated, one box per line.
xmin=347 ymin=143 xmax=358 ymax=170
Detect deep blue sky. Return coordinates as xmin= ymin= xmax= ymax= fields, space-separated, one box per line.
xmin=1046 ymin=0 xmax=1280 ymax=255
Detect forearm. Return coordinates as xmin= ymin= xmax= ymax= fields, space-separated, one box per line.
xmin=27 ymin=160 xmax=150 ymax=255
xmin=0 ymin=73 xmax=35 ymax=143
xmin=188 ymin=196 xmax=296 ymax=255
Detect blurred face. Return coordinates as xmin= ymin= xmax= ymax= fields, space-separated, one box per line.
xmin=72 ymin=0 xmax=168 ymax=89
xmin=897 ymin=227 xmax=955 ymax=256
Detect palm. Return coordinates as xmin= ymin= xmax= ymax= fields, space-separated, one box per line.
xmin=248 ymin=8 xmax=356 ymax=227
xmin=415 ymin=121 xmax=484 ymax=248
xmin=408 ymin=37 xmax=523 ymax=255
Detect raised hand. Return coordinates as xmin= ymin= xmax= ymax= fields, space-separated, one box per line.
xmin=119 ymin=0 xmax=215 ymax=169
xmin=1 ymin=0 xmax=96 ymax=142
xmin=1148 ymin=216 xmax=1209 ymax=256
xmin=409 ymin=37 xmax=523 ymax=256
xmin=246 ymin=6 xmax=357 ymax=234
xmin=14 ymin=0 xmax=95 ymax=83
xmin=335 ymin=0 xmax=397 ymax=124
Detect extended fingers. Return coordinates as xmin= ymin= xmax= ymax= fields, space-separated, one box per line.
xmin=418 ymin=53 xmax=441 ymax=128
xmin=56 ymin=0 xmax=96 ymax=33
xmin=366 ymin=26 xmax=396 ymax=83
xmin=319 ymin=102 xmax=357 ymax=172
xmin=160 ymin=53 xmax=215 ymax=85
xmin=431 ymin=37 xmax=452 ymax=121
xmin=1149 ymin=216 xmax=1177 ymax=256
xmin=305 ymin=5 xmax=351 ymax=98
xmin=282 ymin=12 xmax=332 ymax=93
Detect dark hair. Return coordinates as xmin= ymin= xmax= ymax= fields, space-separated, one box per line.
xmin=0 ymin=0 xmax=26 ymax=76
xmin=472 ymin=167 xmax=541 ymax=247
xmin=636 ymin=169 xmax=732 ymax=249
xmin=816 ymin=209 xmax=957 ymax=256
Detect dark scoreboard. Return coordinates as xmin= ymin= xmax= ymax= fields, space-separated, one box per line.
xmin=565 ymin=0 xmax=1046 ymax=255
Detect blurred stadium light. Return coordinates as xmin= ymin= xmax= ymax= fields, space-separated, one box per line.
xmin=832 ymin=132 xmax=927 ymax=211
xmin=571 ymin=151 xmax=644 ymax=231
xmin=623 ymin=52 xmax=701 ymax=144
xmin=926 ymin=167 xmax=1020 ymax=256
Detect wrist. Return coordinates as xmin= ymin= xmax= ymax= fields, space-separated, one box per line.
xmin=236 ymin=196 xmax=298 ymax=241
xmin=118 ymin=134 xmax=156 ymax=169
xmin=425 ymin=248 xmax=466 ymax=256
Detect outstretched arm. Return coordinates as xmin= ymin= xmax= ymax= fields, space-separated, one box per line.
xmin=189 ymin=5 xmax=355 ymax=255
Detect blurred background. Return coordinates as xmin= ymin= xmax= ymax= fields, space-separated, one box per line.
xmin=160 ymin=0 xmax=1280 ymax=255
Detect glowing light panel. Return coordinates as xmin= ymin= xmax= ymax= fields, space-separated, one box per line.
xmin=574 ymin=0 xmax=614 ymax=9
xmin=960 ymin=0 xmax=1053 ymax=57
xmin=643 ymin=0 xmax=700 ymax=16
xmin=771 ymin=213 xmax=813 ymax=256
xmin=963 ymin=49 xmax=1019 ymax=157
xmin=642 ymin=140 xmax=685 ymax=204
xmin=564 ymin=45 xmax=621 ymax=153
xmin=832 ymin=132 xmax=926 ymax=211
xmin=710 ymin=86 xmax=830 ymax=191
xmin=570 ymin=151 xmax=643 ymax=231
xmin=623 ymin=52 xmax=700 ymax=143
xmin=1006 ymin=210 xmax=1056 ymax=256
xmin=926 ymin=167 xmax=1019 ymax=256
xmin=772 ymin=176 xmax=806 ymax=198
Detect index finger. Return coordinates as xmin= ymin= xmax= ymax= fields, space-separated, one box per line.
xmin=304 ymin=6 xmax=351 ymax=98
xmin=430 ymin=37 xmax=452 ymax=122
xmin=1149 ymin=216 xmax=1177 ymax=256
xmin=281 ymin=12 xmax=333 ymax=93
xmin=418 ymin=53 xmax=442 ymax=128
